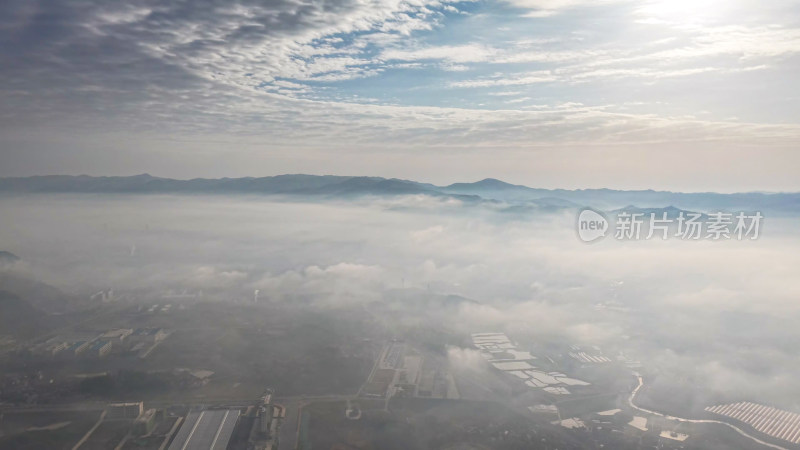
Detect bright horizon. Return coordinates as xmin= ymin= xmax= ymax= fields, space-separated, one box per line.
xmin=1 ymin=1 xmax=799 ymax=191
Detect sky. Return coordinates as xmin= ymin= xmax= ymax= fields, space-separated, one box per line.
xmin=1 ymin=0 xmax=799 ymax=191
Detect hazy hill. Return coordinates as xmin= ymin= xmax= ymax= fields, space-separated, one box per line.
xmin=1 ymin=174 xmax=798 ymax=213
xmin=443 ymin=179 xmax=800 ymax=213
xmin=0 ymin=256 xmax=81 ymax=337
xmin=0 ymin=290 xmax=60 ymax=338
xmin=0 ymin=271 xmax=85 ymax=315
xmin=611 ymin=205 xmax=705 ymax=219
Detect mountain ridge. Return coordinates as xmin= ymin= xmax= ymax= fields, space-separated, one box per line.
xmin=1 ymin=174 xmax=798 ymax=212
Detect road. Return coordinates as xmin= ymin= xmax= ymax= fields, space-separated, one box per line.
xmin=628 ymin=374 xmax=788 ymax=450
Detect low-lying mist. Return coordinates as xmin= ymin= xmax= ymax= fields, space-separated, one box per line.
xmin=2 ymin=193 xmax=800 ymax=411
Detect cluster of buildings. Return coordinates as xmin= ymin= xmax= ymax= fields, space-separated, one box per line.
xmin=28 ymin=327 xmax=169 ymax=359
xmin=166 ymin=391 xmax=282 ymax=450
xmin=106 ymin=401 xmax=162 ymax=435
xmin=252 ymin=390 xmax=284 ymax=449
xmin=568 ymin=344 xmax=612 ymax=364
xmin=552 ymin=408 xmax=691 ymax=447
xmin=31 ymin=338 xmax=112 ymax=359
xmin=471 ymin=332 xmax=591 ymax=396
xmin=75 ymin=391 xmax=283 ymax=449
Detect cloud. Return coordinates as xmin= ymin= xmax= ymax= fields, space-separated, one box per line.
xmin=449 ymin=70 xmax=557 ymax=87
xmin=382 ymin=44 xmax=499 ymax=63
xmin=499 ymin=0 xmax=628 ymax=17
xmin=252 ymin=262 xmax=387 ymax=305
xmin=2 ymin=193 xmax=800 ymax=404
xmin=1 ymin=0 xmax=800 ymax=190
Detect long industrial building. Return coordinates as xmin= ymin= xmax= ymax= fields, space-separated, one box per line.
xmin=168 ymin=409 xmax=240 ymax=450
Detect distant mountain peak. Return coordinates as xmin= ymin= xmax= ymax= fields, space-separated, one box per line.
xmin=475 ymin=178 xmax=516 ymax=187
xmin=445 ymin=178 xmax=525 ymax=190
